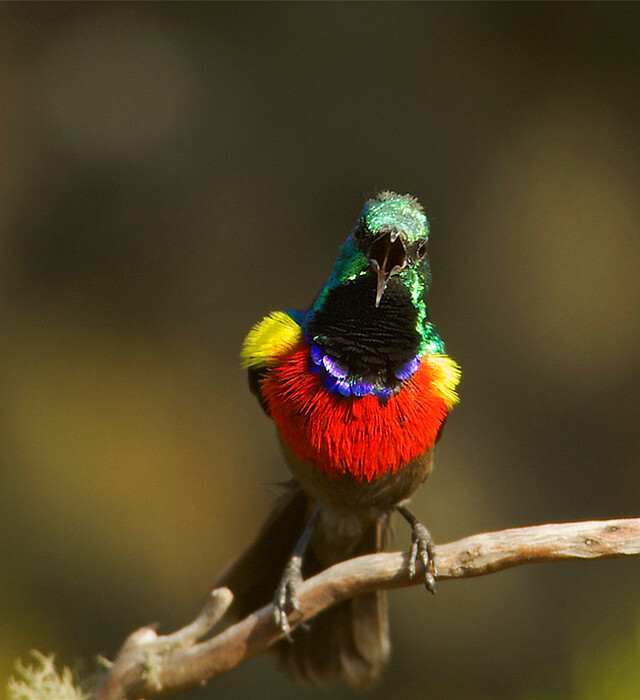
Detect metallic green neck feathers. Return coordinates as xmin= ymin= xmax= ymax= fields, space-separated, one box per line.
xmin=305 ymin=191 xmax=445 ymax=356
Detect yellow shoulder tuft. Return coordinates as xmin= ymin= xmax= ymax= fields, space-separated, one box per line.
xmin=241 ymin=311 xmax=303 ymax=369
xmin=428 ymin=353 xmax=461 ymax=409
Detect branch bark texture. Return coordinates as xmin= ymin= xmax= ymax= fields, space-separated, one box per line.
xmin=93 ymin=518 xmax=640 ymax=700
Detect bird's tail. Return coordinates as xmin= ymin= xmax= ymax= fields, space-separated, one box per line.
xmin=214 ymin=481 xmax=390 ymax=688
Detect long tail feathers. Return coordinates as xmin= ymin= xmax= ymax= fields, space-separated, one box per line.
xmin=214 ymin=481 xmax=390 ymax=688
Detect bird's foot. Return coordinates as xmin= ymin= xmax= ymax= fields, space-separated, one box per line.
xmin=396 ymin=504 xmax=438 ymax=593
xmin=273 ymin=554 xmax=303 ymax=641
xmin=273 ymin=505 xmax=322 ymax=640
xmin=408 ymin=520 xmax=438 ymax=594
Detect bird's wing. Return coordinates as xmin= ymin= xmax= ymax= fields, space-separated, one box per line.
xmin=241 ymin=311 xmax=304 ymax=415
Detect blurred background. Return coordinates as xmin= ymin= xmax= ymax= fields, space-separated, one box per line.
xmin=1 ymin=3 xmax=639 ymax=699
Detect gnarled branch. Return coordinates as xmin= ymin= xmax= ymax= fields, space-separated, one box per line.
xmin=93 ymin=517 xmax=640 ymax=700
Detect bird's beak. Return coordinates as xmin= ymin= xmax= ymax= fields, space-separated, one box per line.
xmin=368 ymin=229 xmax=409 ymax=307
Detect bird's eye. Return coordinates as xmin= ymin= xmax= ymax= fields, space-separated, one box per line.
xmin=416 ymin=241 xmax=427 ymax=259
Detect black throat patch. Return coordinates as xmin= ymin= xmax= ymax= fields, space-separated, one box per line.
xmin=306 ymin=273 xmax=421 ymax=385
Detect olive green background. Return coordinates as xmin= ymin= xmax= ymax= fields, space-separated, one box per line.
xmin=1 ymin=3 xmax=639 ymax=699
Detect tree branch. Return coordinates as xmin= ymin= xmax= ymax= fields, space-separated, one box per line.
xmin=93 ymin=518 xmax=640 ymax=700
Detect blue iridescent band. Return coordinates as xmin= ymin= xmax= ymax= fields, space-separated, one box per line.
xmin=307 ymin=340 xmax=420 ymax=400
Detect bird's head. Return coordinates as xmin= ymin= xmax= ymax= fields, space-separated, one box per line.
xmin=304 ymin=191 xmax=442 ymax=358
xmin=308 ymin=191 xmax=432 ymax=325
xmin=350 ymin=191 xmax=430 ymax=306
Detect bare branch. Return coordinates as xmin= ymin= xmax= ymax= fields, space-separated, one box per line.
xmin=93 ymin=518 xmax=640 ymax=700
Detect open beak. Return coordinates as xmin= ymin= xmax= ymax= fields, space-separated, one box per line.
xmin=368 ymin=229 xmax=408 ymax=307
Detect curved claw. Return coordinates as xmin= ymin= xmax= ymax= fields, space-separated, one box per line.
xmin=272 ymin=506 xmax=322 ymax=640
xmin=408 ymin=523 xmax=438 ymax=593
xmin=397 ymin=504 xmax=438 ymax=593
xmin=273 ymin=555 xmax=303 ymax=641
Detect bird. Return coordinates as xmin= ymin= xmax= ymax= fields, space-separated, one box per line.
xmin=216 ymin=191 xmax=460 ymax=688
